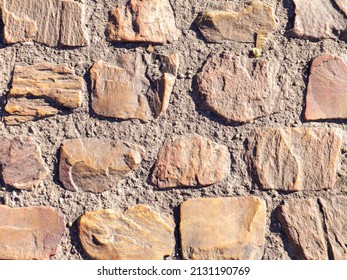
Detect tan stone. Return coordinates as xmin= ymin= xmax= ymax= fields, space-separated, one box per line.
xmin=78 ymin=204 xmax=174 ymax=260
xmin=334 ymin=0 xmax=347 ymax=15
xmin=305 ymin=54 xmax=347 ymax=120
xmin=196 ymin=53 xmax=281 ymax=123
xmin=0 ymin=137 xmax=48 ymax=190
xmin=4 ymin=63 xmax=83 ymax=125
xmin=180 ymin=197 xmax=266 ymax=260
xmin=0 ymin=206 xmax=65 ymax=260
xmin=249 ymin=127 xmax=342 ymax=191
xmin=196 ymin=1 xmax=276 ymax=43
xmin=151 ymin=135 xmax=230 ymax=188
xmin=90 ymin=52 xmax=179 ymax=121
xmin=59 ymin=138 xmax=145 ymax=193
xmin=107 ymin=0 xmax=180 ymax=44
xmin=1 ymin=0 xmax=88 ymax=47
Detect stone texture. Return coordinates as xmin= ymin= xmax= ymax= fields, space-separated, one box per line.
xmin=248 ymin=127 xmax=342 ymax=191
xmin=78 ymin=204 xmax=174 ymax=260
xmin=151 ymin=135 xmax=230 ymax=188
xmin=291 ymin=0 xmax=347 ymax=41
xmin=59 ymin=138 xmax=145 ymax=193
xmin=0 ymin=206 xmax=65 ymax=260
xmin=107 ymin=0 xmax=180 ymax=44
xmin=1 ymin=0 xmax=88 ymax=47
xmin=90 ymin=52 xmax=179 ymax=121
xmin=196 ymin=53 xmax=280 ymax=123
xmin=0 ymin=137 xmax=48 ymax=190
xmin=180 ymin=197 xmax=266 ymax=260
xmin=305 ymin=54 xmax=347 ymax=120
xmin=4 ymin=63 xmax=84 ymax=125
xmin=196 ymin=1 xmax=276 ymax=43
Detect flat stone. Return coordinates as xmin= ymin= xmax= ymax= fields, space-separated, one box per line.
xmin=0 ymin=137 xmax=48 ymax=190
xmin=1 ymin=0 xmax=88 ymax=47
xmin=151 ymin=135 xmax=230 ymax=188
xmin=90 ymin=52 xmax=179 ymax=121
xmin=4 ymin=63 xmax=84 ymax=125
xmin=180 ymin=197 xmax=266 ymax=260
xmin=59 ymin=138 xmax=145 ymax=193
xmin=196 ymin=53 xmax=281 ymax=123
xmin=78 ymin=204 xmax=174 ymax=260
xmin=0 ymin=206 xmax=65 ymax=260
xmin=305 ymin=54 xmax=347 ymax=120
xmin=107 ymin=0 xmax=180 ymax=44
xmin=196 ymin=1 xmax=276 ymax=43
xmin=248 ymin=127 xmax=342 ymax=191
xmin=291 ymin=0 xmax=347 ymax=41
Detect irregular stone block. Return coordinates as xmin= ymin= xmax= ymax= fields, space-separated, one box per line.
xmin=107 ymin=0 xmax=180 ymax=44
xmin=4 ymin=63 xmax=84 ymax=125
xmin=0 ymin=206 xmax=65 ymax=260
xmin=196 ymin=1 xmax=276 ymax=43
xmin=248 ymin=127 xmax=342 ymax=191
xmin=59 ymin=138 xmax=145 ymax=193
xmin=0 ymin=137 xmax=48 ymax=190
xmin=1 ymin=0 xmax=88 ymax=47
xmin=78 ymin=204 xmax=174 ymax=260
xmin=196 ymin=53 xmax=281 ymax=123
xmin=180 ymin=197 xmax=266 ymax=260
xmin=151 ymin=135 xmax=230 ymax=188
xmin=90 ymin=52 xmax=179 ymax=122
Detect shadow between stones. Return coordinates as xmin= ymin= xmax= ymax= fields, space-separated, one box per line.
xmin=68 ymin=218 xmax=90 ymax=260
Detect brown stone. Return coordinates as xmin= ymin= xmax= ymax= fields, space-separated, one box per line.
xmin=4 ymin=63 xmax=84 ymax=125
xmin=1 ymin=0 xmax=88 ymax=47
xmin=180 ymin=197 xmax=266 ymax=260
xmin=90 ymin=52 xmax=179 ymax=121
xmin=196 ymin=1 xmax=276 ymax=43
xmin=59 ymin=138 xmax=145 ymax=193
xmin=305 ymin=54 xmax=347 ymax=120
xmin=248 ymin=127 xmax=342 ymax=191
xmin=196 ymin=53 xmax=281 ymax=123
xmin=151 ymin=135 xmax=230 ymax=188
xmin=0 ymin=206 xmax=65 ymax=260
xmin=107 ymin=0 xmax=180 ymax=44
xmin=78 ymin=204 xmax=174 ymax=260
xmin=0 ymin=137 xmax=48 ymax=190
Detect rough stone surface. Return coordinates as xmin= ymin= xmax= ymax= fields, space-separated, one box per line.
xmin=107 ymin=0 xmax=180 ymax=44
xmin=0 ymin=206 xmax=65 ymax=260
xmin=0 ymin=137 xmax=48 ymax=190
xmin=0 ymin=0 xmax=88 ymax=47
xmin=151 ymin=135 xmax=230 ymax=188
xmin=180 ymin=197 xmax=266 ymax=260
xmin=4 ymin=63 xmax=84 ymax=125
xmin=248 ymin=127 xmax=342 ymax=191
xmin=196 ymin=1 xmax=276 ymax=43
xmin=90 ymin=52 xmax=179 ymax=121
xmin=196 ymin=53 xmax=281 ymax=123
xmin=305 ymin=54 xmax=347 ymax=120
xmin=78 ymin=204 xmax=174 ymax=260
xmin=59 ymin=138 xmax=145 ymax=193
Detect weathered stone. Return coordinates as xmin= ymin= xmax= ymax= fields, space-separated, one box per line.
xmin=0 ymin=137 xmax=48 ymax=190
xmin=180 ymin=197 xmax=266 ymax=260
xmin=305 ymin=54 xmax=347 ymax=120
xmin=196 ymin=1 xmax=276 ymax=43
xmin=0 ymin=206 xmax=65 ymax=260
xmin=90 ymin=52 xmax=179 ymax=121
xmin=196 ymin=53 xmax=280 ymax=123
xmin=107 ymin=0 xmax=180 ymax=44
xmin=59 ymin=138 xmax=145 ymax=193
xmin=248 ymin=127 xmax=342 ymax=191
xmin=291 ymin=0 xmax=347 ymax=41
xmin=4 ymin=63 xmax=84 ymax=125
xmin=151 ymin=135 xmax=230 ymax=188
xmin=1 ymin=0 xmax=88 ymax=47
xmin=334 ymin=0 xmax=347 ymax=15
xmin=78 ymin=204 xmax=174 ymax=260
